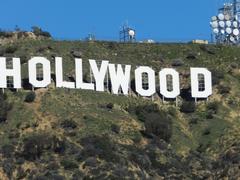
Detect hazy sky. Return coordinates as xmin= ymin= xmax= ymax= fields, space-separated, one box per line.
xmin=0 ymin=0 xmax=225 ymax=42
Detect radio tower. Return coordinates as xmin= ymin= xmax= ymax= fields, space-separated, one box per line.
xmin=119 ymin=21 xmax=136 ymax=43
xmin=210 ymin=0 xmax=240 ymax=44
xmin=234 ymin=0 xmax=240 ymax=20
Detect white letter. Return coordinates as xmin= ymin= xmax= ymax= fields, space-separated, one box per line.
xmin=191 ymin=68 xmax=212 ymax=98
xmin=0 ymin=57 xmax=21 ymax=88
xmin=55 ymin=57 xmax=75 ymax=88
xmin=135 ymin=66 xmax=155 ymax=96
xmin=28 ymin=57 xmax=51 ymax=88
xmin=75 ymin=58 xmax=94 ymax=90
xmin=159 ymin=68 xmax=180 ymax=98
xmin=89 ymin=59 xmax=109 ymax=92
xmin=108 ymin=64 xmax=131 ymax=95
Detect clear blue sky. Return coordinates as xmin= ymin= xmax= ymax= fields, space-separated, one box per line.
xmin=0 ymin=0 xmax=226 ymax=42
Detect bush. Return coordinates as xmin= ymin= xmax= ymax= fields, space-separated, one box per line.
xmin=180 ymin=101 xmax=196 ymax=113
xmin=108 ymin=42 xmax=117 ymax=50
xmin=0 ymin=47 xmax=4 ymax=56
xmin=22 ymin=134 xmax=65 ymax=160
xmin=144 ymin=111 xmax=172 ymax=142
xmin=111 ymin=124 xmax=120 ymax=134
xmin=32 ymin=26 xmax=51 ymax=38
xmin=80 ymin=135 xmax=119 ymax=162
xmin=25 ymin=92 xmax=36 ymax=103
xmin=22 ymin=134 xmax=50 ymax=160
xmin=134 ymin=104 xmax=172 ymax=142
xmin=167 ymin=107 xmax=177 ymax=117
xmin=130 ymin=152 xmax=151 ymax=169
xmin=132 ymin=134 xmax=142 ymax=144
xmin=0 ymin=93 xmax=12 ymax=123
xmin=203 ymin=128 xmax=211 ymax=135
xmin=71 ymin=50 xmax=83 ymax=58
xmin=60 ymin=119 xmax=77 ymax=129
xmin=206 ymin=101 xmax=219 ymax=114
xmin=16 ymin=167 xmax=27 ymax=179
xmin=5 ymin=45 xmax=18 ymax=54
xmin=171 ymin=59 xmax=184 ymax=66
xmin=186 ymin=52 xmax=197 ymax=59
xmin=34 ymin=174 xmax=65 ymax=180
xmin=135 ymin=104 xmax=159 ymax=122
xmin=0 ymin=144 xmax=15 ymax=158
xmin=189 ymin=115 xmax=199 ymax=125
xmin=0 ymin=30 xmax=13 ymax=38
xmin=218 ymin=84 xmax=231 ymax=94
xmin=106 ymin=103 xmax=114 ymax=109
xmin=229 ymin=62 xmax=238 ymax=69
xmin=211 ymin=70 xmax=224 ymax=85
xmin=2 ymin=159 xmax=15 ymax=178
xmin=206 ymin=110 xmax=214 ymax=119
xmin=61 ymin=159 xmax=79 ymax=170
xmin=199 ymin=45 xmax=216 ymax=55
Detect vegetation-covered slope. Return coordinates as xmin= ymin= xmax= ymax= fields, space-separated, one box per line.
xmin=0 ymin=39 xmax=240 ymax=179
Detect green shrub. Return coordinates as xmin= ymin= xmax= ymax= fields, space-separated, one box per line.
xmin=211 ymin=70 xmax=224 ymax=85
xmin=205 ymin=101 xmax=219 ymax=119
xmin=22 ymin=134 xmax=50 ymax=160
xmin=80 ymin=135 xmax=119 ymax=162
xmin=167 ymin=107 xmax=177 ymax=117
xmin=133 ymin=104 xmax=172 ymax=142
xmin=206 ymin=101 xmax=219 ymax=114
xmin=106 ymin=103 xmax=114 ymax=109
xmin=60 ymin=119 xmax=77 ymax=129
xmin=144 ymin=111 xmax=172 ymax=142
xmin=203 ymin=128 xmax=211 ymax=135
xmin=180 ymin=101 xmax=196 ymax=113
xmin=132 ymin=133 xmax=142 ymax=144
xmin=229 ymin=62 xmax=238 ymax=69
xmin=2 ymin=159 xmax=15 ymax=178
xmin=0 ymin=30 xmax=13 ymax=38
xmin=189 ymin=115 xmax=199 ymax=125
xmin=135 ymin=104 xmax=159 ymax=122
xmin=5 ymin=45 xmax=18 ymax=54
xmin=171 ymin=59 xmax=184 ymax=66
xmin=0 ymin=144 xmax=15 ymax=158
xmin=186 ymin=52 xmax=197 ymax=59
xmin=206 ymin=110 xmax=214 ymax=119
xmin=111 ymin=124 xmax=120 ymax=134
xmin=0 ymin=47 xmax=4 ymax=56
xmin=61 ymin=159 xmax=79 ymax=170
xmin=24 ymin=92 xmax=36 ymax=103
xmin=22 ymin=134 xmax=65 ymax=161
xmin=32 ymin=26 xmax=51 ymax=38
xmin=108 ymin=42 xmax=117 ymax=50
xmin=16 ymin=167 xmax=27 ymax=179
xmin=0 ymin=93 xmax=12 ymax=123
xmin=218 ymin=84 xmax=231 ymax=94
xmin=199 ymin=45 xmax=216 ymax=55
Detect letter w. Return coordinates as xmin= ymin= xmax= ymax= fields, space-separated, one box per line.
xmin=108 ymin=64 xmax=131 ymax=95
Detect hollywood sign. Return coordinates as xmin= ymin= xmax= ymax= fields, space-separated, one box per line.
xmin=0 ymin=57 xmax=212 ymax=99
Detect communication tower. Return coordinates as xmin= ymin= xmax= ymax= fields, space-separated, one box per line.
xmin=119 ymin=22 xmax=136 ymax=42
xmin=234 ymin=0 xmax=240 ymax=20
xmin=210 ymin=0 xmax=240 ymax=44
xmin=85 ymin=33 xmax=96 ymax=41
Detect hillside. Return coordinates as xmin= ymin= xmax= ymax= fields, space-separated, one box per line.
xmin=0 ymin=39 xmax=240 ymax=179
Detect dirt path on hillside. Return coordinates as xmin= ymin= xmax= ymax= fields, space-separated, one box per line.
xmin=23 ymin=88 xmax=82 ymax=149
xmin=22 ymin=88 xmax=59 ymax=135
